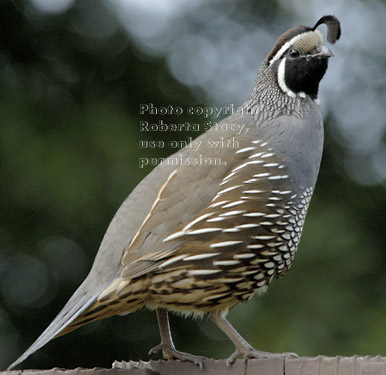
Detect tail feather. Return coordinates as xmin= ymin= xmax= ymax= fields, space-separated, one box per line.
xmin=8 ymin=275 xmax=148 ymax=370
xmin=8 ymin=287 xmax=100 ymax=370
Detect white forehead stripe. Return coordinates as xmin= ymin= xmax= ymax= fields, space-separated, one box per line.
xmin=269 ymin=30 xmax=323 ymax=66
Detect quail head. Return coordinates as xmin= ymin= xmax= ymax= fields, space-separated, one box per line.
xmin=9 ymin=15 xmax=341 ymax=369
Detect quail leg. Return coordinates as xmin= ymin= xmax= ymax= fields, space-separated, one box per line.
xmin=209 ymin=311 xmax=298 ymax=365
xmin=149 ymin=308 xmax=207 ymax=368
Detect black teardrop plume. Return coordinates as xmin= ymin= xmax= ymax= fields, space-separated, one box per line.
xmin=313 ymin=15 xmax=341 ymax=44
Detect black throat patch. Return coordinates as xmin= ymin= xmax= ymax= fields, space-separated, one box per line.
xmin=283 ymin=55 xmax=329 ymax=99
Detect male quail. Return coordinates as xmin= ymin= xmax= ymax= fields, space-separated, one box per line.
xmin=9 ymin=15 xmax=341 ymax=369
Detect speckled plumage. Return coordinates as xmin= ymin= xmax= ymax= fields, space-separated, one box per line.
xmin=9 ymin=15 xmax=341 ymax=370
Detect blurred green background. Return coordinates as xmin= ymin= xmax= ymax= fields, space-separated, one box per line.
xmin=1 ymin=0 xmax=385 ymax=370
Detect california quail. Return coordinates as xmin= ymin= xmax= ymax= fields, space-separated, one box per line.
xmin=9 ymin=15 xmax=341 ymax=369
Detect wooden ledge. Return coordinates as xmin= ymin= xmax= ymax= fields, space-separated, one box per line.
xmin=2 ymin=356 xmax=386 ymax=375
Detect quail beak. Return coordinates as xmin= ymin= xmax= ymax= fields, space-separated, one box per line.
xmin=316 ymin=45 xmax=334 ymax=58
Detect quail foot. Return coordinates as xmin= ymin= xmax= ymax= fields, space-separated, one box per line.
xmin=9 ymin=15 xmax=341 ymax=369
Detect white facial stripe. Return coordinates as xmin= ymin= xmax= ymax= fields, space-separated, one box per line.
xmin=277 ymin=59 xmax=296 ymax=98
xmin=269 ymin=30 xmax=323 ymax=66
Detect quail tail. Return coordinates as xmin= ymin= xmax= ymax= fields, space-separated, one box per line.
xmin=8 ymin=285 xmax=100 ymax=370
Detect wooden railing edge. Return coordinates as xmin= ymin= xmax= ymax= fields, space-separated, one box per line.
xmin=2 ymin=355 xmax=386 ymax=375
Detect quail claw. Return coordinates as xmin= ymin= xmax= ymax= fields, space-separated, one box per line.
xmin=148 ymin=343 xmax=162 ymax=356
xmin=226 ymin=348 xmax=298 ymax=365
xmin=225 ymin=350 xmax=240 ymax=366
xmin=149 ymin=342 xmax=207 ymax=369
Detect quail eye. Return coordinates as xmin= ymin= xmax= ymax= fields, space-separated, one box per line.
xmin=289 ymin=49 xmax=300 ymax=58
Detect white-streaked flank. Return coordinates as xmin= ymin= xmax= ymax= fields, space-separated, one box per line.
xmin=210 ymin=240 xmax=243 ymax=248
xmin=219 ymin=210 xmax=246 ymax=217
xmin=183 ymin=253 xmax=220 ymax=261
xmin=233 ymin=253 xmax=256 ymax=259
xmin=187 ymin=269 xmax=222 ymax=276
xmin=159 ymin=255 xmax=187 ymax=268
xmin=247 ymin=244 xmax=265 ymax=249
xmin=187 ymin=228 xmax=223 ymax=235
xmin=236 ymin=147 xmax=256 ymax=154
xmin=243 ymin=212 xmax=265 ymax=217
